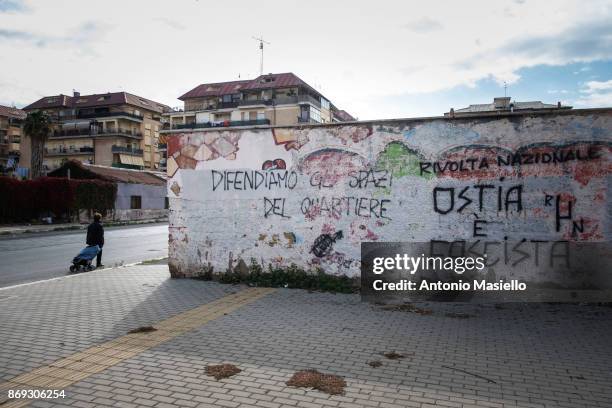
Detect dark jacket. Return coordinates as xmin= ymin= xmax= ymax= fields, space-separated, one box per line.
xmin=86 ymin=221 xmax=104 ymax=247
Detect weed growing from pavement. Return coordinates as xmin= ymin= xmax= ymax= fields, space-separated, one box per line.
xmin=128 ymin=326 xmax=157 ymax=334
xmin=286 ymin=369 xmax=346 ymax=395
xmin=380 ymin=303 xmax=433 ymax=315
xmin=205 ymin=364 xmax=241 ymax=380
xmin=383 ymin=351 xmax=405 ymax=360
xmin=194 ymin=259 xmax=358 ymax=294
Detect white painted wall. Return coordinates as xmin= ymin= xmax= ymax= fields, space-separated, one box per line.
xmin=166 ymin=112 xmax=612 ymax=281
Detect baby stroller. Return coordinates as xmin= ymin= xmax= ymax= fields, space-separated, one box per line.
xmin=69 ymin=245 xmax=100 ymax=273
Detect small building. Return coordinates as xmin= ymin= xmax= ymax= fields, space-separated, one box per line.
xmin=48 ymin=160 xmax=168 ymax=222
xmin=445 ymin=97 xmax=572 ymax=116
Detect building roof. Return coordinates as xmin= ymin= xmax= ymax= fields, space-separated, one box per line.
xmin=0 ymin=104 xmax=26 ymax=120
xmin=333 ymin=109 xmax=355 ymax=121
xmin=24 ymin=92 xmax=172 ymax=114
xmin=178 ymin=80 xmax=251 ymax=100
xmin=450 ymin=97 xmax=572 ymax=115
xmin=240 ymin=72 xmax=309 ymax=91
xmin=179 ymin=73 xmax=321 ymax=100
xmin=48 ymin=160 xmax=166 ymax=186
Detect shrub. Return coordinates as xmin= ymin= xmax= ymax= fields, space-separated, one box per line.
xmin=194 ymin=258 xmax=358 ymax=294
xmin=0 ymin=177 xmax=116 ymax=223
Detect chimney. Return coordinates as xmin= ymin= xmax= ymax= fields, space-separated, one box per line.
xmin=73 ymin=90 xmax=80 ymax=98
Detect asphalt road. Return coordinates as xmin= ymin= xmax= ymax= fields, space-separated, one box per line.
xmin=0 ymin=224 xmax=168 ymax=288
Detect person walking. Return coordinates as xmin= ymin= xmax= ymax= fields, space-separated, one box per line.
xmin=86 ymin=212 xmax=105 ymax=268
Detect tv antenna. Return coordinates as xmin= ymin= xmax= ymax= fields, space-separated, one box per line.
xmin=252 ymin=35 xmax=270 ymax=76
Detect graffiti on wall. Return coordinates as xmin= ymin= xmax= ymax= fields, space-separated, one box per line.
xmin=167 ymin=113 xmax=612 ymax=278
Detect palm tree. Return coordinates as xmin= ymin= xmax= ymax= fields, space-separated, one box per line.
xmin=23 ymin=111 xmax=51 ymax=179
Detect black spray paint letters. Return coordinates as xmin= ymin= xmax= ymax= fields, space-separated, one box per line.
xmin=264 ymin=197 xmax=290 ymax=218
xmin=544 ymin=194 xmax=585 ymax=235
xmin=419 ymin=147 xmax=601 ymax=176
xmin=430 ymin=239 xmax=571 ymax=268
xmin=301 ymin=196 xmax=391 ymax=220
xmin=212 ymin=170 xmax=298 ymax=191
xmin=308 ymin=169 xmax=393 ymax=190
xmin=433 ymin=182 xmax=523 ymax=214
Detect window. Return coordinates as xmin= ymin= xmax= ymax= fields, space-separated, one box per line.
xmin=321 ymin=98 xmax=330 ymax=110
xmin=130 ymin=196 xmax=142 ymax=209
xmin=310 ymin=106 xmax=322 ymax=123
xmin=165 ymin=197 xmax=169 ymax=209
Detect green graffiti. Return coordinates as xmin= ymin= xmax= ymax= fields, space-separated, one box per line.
xmin=376 ymin=142 xmax=433 ymax=179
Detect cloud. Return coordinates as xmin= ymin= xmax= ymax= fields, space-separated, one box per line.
xmin=0 ymin=0 xmax=25 ymax=12
xmin=583 ymin=79 xmax=612 ymax=92
xmin=0 ymin=21 xmax=108 ymax=51
xmin=402 ymin=17 xmax=442 ymax=33
xmin=575 ymin=79 xmax=612 ymax=107
xmin=452 ymin=17 xmax=612 ymax=86
xmin=154 ymin=17 xmax=186 ymax=30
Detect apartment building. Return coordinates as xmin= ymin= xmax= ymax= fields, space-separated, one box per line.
xmin=0 ymin=105 xmax=26 ymax=176
xmin=22 ymin=91 xmax=171 ymax=173
xmin=164 ymin=72 xmax=353 ymax=131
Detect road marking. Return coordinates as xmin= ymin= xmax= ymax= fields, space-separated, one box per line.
xmin=0 ymin=286 xmax=276 ymax=407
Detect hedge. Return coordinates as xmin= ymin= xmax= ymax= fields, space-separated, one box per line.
xmin=0 ymin=177 xmax=117 ymax=223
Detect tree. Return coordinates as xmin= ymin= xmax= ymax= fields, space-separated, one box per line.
xmin=23 ymin=111 xmax=51 ymax=179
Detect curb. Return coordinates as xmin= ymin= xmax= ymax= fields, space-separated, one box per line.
xmin=0 ymin=218 xmax=168 ymax=236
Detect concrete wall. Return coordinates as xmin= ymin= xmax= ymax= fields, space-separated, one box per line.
xmin=166 ymin=110 xmax=612 ymax=279
xmin=116 ymin=182 xmax=166 ymax=210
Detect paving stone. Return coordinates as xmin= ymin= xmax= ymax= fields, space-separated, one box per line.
xmin=1 ymin=265 xmax=611 ymax=408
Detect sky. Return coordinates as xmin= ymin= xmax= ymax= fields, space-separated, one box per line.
xmin=1 ymin=0 xmax=612 ymax=120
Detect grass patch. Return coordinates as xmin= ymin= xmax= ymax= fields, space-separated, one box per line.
xmin=193 ymin=259 xmax=358 ymax=294
xmin=286 ymin=369 xmax=346 ymax=395
xmin=205 ymin=364 xmax=241 ymax=380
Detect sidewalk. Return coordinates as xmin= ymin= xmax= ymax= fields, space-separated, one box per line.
xmin=0 ymin=219 xmax=168 ymax=236
xmin=0 ymin=265 xmax=611 ymax=408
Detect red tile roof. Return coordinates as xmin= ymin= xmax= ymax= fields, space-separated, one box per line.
xmin=0 ymin=104 xmax=26 ymax=119
xmin=24 ymin=92 xmax=171 ymax=114
xmin=48 ymin=160 xmax=166 ymax=185
xmin=241 ymin=73 xmax=308 ymax=91
xmin=333 ymin=110 xmax=355 ymax=121
xmin=178 ymin=73 xmax=319 ymax=100
xmin=178 ymin=80 xmax=251 ymax=100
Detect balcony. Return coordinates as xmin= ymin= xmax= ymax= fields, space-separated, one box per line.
xmin=237 ymin=94 xmax=321 ymax=108
xmin=172 ymin=119 xmax=270 ymax=130
xmin=45 ymin=146 xmax=94 ymax=156
xmin=50 ymin=128 xmax=143 ymax=139
xmin=297 ymin=117 xmax=320 ymax=124
xmin=238 ymin=99 xmax=273 ymax=107
xmin=76 ymin=111 xmax=143 ymax=121
xmin=111 ymin=145 xmax=144 ymax=155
